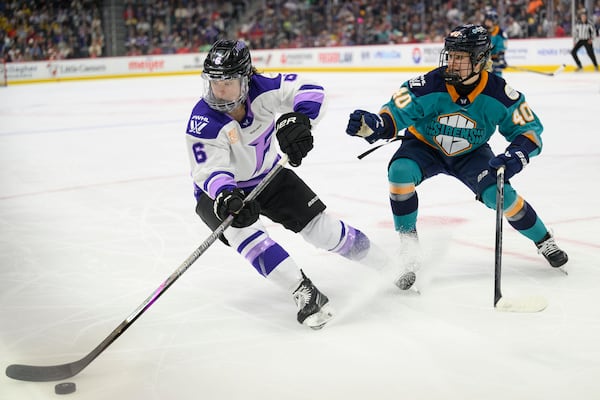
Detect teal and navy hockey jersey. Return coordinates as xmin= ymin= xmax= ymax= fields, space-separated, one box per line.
xmin=380 ymin=67 xmax=543 ymax=158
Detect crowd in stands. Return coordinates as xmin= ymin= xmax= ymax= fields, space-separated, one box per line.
xmin=238 ymin=0 xmax=600 ymax=49
xmin=122 ymin=0 xmax=247 ymax=55
xmin=1 ymin=0 xmax=104 ymax=62
xmin=1 ymin=0 xmax=599 ymax=62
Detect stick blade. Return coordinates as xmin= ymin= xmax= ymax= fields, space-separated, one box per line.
xmin=550 ymin=64 xmax=566 ymax=76
xmin=6 ymin=362 xmax=81 ymax=382
xmin=495 ymin=295 xmax=548 ymax=313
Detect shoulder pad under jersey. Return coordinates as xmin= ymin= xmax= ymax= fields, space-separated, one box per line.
xmin=483 ymin=73 xmax=522 ymax=107
xmin=248 ymin=74 xmax=282 ymax=101
xmin=405 ymin=67 xmax=447 ymax=96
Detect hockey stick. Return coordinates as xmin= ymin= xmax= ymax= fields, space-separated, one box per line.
xmin=493 ymin=166 xmax=548 ymax=313
xmin=506 ymin=64 xmax=565 ymax=76
xmin=5 ymin=155 xmax=289 ymax=382
xmin=357 ymin=135 xmax=405 ymax=160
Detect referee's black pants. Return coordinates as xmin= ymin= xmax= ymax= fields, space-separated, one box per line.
xmin=571 ymin=40 xmax=598 ymax=68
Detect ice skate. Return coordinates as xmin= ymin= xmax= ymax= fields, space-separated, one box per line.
xmin=395 ymin=230 xmax=420 ymax=292
xmin=536 ymin=231 xmax=568 ymax=274
xmin=292 ymin=270 xmax=333 ymax=330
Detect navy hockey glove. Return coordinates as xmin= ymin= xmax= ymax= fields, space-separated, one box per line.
xmin=276 ymin=112 xmax=313 ymax=167
xmin=346 ymin=110 xmax=391 ymax=144
xmin=489 ymin=136 xmax=537 ymax=180
xmin=214 ymin=188 xmax=260 ymax=228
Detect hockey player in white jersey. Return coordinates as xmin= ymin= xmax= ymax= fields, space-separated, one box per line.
xmin=185 ymin=40 xmax=400 ymax=329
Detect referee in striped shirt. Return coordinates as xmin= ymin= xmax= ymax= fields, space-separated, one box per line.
xmin=571 ymin=11 xmax=598 ymax=71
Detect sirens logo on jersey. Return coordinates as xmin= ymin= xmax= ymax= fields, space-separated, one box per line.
xmin=430 ymin=113 xmax=484 ymax=155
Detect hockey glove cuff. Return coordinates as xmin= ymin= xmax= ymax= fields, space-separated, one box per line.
xmin=276 ymin=112 xmax=314 ymax=167
xmin=489 ymin=135 xmax=537 ymax=180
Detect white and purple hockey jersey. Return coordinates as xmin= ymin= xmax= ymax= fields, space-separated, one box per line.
xmin=185 ymin=73 xmax=326 ymax=200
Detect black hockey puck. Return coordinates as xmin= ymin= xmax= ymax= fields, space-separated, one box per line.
xmin=55 ymin=382 xmax=76 ymax=395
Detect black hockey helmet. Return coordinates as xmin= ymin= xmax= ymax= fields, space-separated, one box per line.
xmin=202 ymin=39 xmax=252 ymax=80
xmin=444 ymin=24 xmax=491 ymax=63
xmin=440 ymin=24 xmax=492 ymax=85
xmin=202 ymin=39 xmax=253 ymax=112
xmin=484 ymin=10 xmax=499 ymax=24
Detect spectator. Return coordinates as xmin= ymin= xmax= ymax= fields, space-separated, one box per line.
xmin=527 ymin=0 xmax=544 ymax=15
xmin=88 ymin=38 xmax=102 ymax=57
xmin=1 ymin=0 xmax=103 ymax=62
xmin=505 ymin=16 xmax=524 ymax=38
xmin=0 ymin=0 xmax=591 ymax=60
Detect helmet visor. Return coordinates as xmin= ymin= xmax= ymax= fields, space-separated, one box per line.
xmin=202 ymin=75 xmax=249 ymax=113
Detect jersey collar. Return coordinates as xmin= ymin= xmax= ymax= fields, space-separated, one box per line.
xmin=446 ymin=71 xmax=489 ymax=104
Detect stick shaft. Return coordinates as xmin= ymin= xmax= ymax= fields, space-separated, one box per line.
xmin=494 ymin=166 xmax=505 ymax=307
xmin=357 ymin=135 xmax=406 ymax=160
xmin=507 ymin=64 xmax=565 ymax=76
xmin=491 ymin=166 xmax=549 ymax=313
xmin=5 ymin=155 xmax=288 ymax=382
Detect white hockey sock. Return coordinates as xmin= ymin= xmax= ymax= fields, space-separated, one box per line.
xmin=266 ymin=258 xmax=303 ymax=293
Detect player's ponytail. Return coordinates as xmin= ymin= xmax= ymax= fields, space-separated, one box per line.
xmin=484 ymin=59 xmax=493 ymax=73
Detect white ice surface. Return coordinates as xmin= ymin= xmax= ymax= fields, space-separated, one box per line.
xmin=1 ymin=71 xmax=599 ymax=400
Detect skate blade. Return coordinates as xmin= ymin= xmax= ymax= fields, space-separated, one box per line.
xmin=303 ymin=304 xmax=334 ymax=330
xmin=557 ymin=266 xmax=568 ymax=276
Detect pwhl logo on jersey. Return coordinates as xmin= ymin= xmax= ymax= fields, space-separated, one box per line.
xmin=188 ymin=115 xmax=209 ymax=137
xmin=428 ymin=113 xmax=485 ymax=155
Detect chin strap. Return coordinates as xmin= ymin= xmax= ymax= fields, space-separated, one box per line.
xmin=445 ymin=69 xmax=480 ymax=86
xmin=444 ymin=59 xmax=485 ymax=86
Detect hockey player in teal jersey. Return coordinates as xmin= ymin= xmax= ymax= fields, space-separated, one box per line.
xmin=483 ymin=11 xmax=507 ymax=76
xmin=345 ymin=24 xmax=568 ymax=287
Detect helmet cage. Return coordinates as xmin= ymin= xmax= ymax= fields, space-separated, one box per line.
xmin=440 ymin=24 xmax=491 ymax=85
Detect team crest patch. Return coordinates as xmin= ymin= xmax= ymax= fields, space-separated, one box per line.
xmin=227 ymin=129 xmax=239 ymax=144
xmin=504 ymin=84 xmax=519 ymax=100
